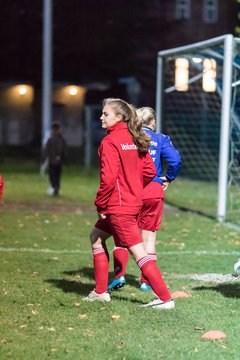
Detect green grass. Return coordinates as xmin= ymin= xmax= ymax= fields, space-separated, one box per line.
xmin=165 ymin=178 xmax=218 ymax=217
xmin=2 ymin=161 xmax=99 ymax=206
xmin=166 ymin=177 xmax=240 ymax=226
xmin=0 ymin=161 xmax=240 ymax=360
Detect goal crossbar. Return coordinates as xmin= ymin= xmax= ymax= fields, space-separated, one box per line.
xmin=156 ymin=34 xmax=237 ymax=224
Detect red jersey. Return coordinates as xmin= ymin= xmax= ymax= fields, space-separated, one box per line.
xmin=95 ymin=122 xmax=156 ymax=215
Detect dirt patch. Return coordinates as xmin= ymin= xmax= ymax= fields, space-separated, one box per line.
xmin=0 ymin=202 xmax=95 ymax=214
xmin=0 ymin=202 xmax=179 ymax=214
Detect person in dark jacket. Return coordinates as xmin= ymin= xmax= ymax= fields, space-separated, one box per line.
xmin=42 ymin=123 xmax=67 ymax=196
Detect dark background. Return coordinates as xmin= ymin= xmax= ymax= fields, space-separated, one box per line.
xmin=0 ymin=0 xmax=239 ymax=106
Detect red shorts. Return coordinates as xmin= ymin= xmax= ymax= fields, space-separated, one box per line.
xmin=138 ymin=197 xmax=164 ymax=231
xmin=95 ymin=214 xmax=143 ymax=248
xmin=95 ymin=217 xmax=112 ymax=235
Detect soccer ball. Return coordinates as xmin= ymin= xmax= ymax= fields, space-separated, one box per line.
xmin=232 ymin=259 xmax=240 ymax=277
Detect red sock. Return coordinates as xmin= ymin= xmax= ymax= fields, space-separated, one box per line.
xmin=113 ymin=246 xmax=129 ymax=278
xmin=137 ymin=256 xmax=172 ymax=301
xmin=93 ymin=247 xmax=109 ymax=294
xmin=140 ymin=253 xmax=157 ymax=285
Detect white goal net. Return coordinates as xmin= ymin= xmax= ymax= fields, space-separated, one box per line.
xmin=156 ymin=34 xmax=240 ymax=227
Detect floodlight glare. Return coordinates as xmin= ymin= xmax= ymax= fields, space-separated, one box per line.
xmin=69 ymin=87 xmax=78 ymax=96
xmin=175 ymin=58 xmax=189 ymax=91
xmin=19 ymin=86 xmax=27 ymax=95
xmin=192 ymin=57 xmax=202 ymax=63
xmin=202 ymin=58 xmax=216 ymax=92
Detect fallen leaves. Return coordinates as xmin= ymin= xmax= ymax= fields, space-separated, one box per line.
xmin=31 ymin=272 xmax=39 ymax=277
xmin=19 ymin=324 xmax=28 ymax=329
xmin=74 ymin=302 xmax=81 ymax=307
xmin=117 ymin=342 xmax=124 ymax=349
xmin=47 ymin=327 xmax=56 ymax=332
xmin=84 ymin=329 xmax=94 ymax=337
xmin=78 ymin=314 xmax=88 ymax=319
xmin=194 ymin=326 xmax=205 ymax=331
xmin=169 ymin=240 xmax=185 ymax=250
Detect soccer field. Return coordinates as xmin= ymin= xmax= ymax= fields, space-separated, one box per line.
xmin=0 ymin=162 xmax=240 ymax=360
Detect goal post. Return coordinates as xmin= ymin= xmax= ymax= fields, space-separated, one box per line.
xmin=156 ymin=34 xmax=240 ymax=226
xmin=218 ymin=35 xmax=234 ymax=223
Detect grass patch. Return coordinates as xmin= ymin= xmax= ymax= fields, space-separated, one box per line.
xmin=0 ymin=161 xmax=240 ymax=359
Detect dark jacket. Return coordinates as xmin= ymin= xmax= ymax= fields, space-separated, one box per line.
xmin=43 ymin=133 xmax=67 ymax=165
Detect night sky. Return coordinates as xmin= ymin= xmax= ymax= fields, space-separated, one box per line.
xmin=0 ymin=1 xmax=157 ymax=81
xmin=0 ymin=0 xmax=239 ymax=105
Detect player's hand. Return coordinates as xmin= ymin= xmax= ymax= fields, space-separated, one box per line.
xmin=98 ymin=213 xmax=106 ymax=220
xmin=159 ymin=176 xmax=170 ymax=191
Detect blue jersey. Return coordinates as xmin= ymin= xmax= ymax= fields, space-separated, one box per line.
xmin=143 ymin=127 xmax=182 ymax=185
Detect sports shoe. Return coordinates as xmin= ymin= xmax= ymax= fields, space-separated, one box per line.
xmin=108 ymin=276 xmax=126 ymax=291
xmin=142 ymin=298 xmax=175 ymax=309
xmin=232 ymin=259 xmax=240 ymax=277
xmin=47 ymin=187 xmax=55 ymax=196
xmin=83 ymin=289 xmax=111 ymax=302
xmin=140 ymin=282 xmax=152 ymax=291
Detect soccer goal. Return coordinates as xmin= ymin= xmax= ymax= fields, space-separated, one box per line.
xmin=156 ymin=34 xmax=240 ymax=227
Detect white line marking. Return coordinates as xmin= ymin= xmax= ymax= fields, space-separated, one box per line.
xmin=160 ymin=250 xmax=240 ymax=256
xmin=0 ymin=247 xmax=90 ymax=254
xmin=0 ymin=247 xmax=239 ymax=256
xmin=169 ymin=273 xmax=240 ymax=283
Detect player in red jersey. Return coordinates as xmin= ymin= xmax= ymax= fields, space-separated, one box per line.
xmin=83 ymin=99 xmax=175 ymax=309
xmin=108 ymin=107 xmax=181 ymax=292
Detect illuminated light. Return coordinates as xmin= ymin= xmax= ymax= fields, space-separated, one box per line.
xmin=202 ymin=58 xmax=216 ymax=92
xmin=19 ymin=86 xmax=27 ymax=95
xmin=69 ymin=87 xmax=78 ymax=96
xmin=175 ymin=58 xmax=189 ymax=91
xmin=3 ymin=85 xmax=34 ymax=105
xmin=192 ymin=57 xmax=202 ymax=64
xmin=53 ymin=85 xmax=87 ymax=105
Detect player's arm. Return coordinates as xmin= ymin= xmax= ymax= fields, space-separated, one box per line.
xmin=161 ymin=135 xmax=182 ymax=182
xmin=95 ymin=140 xmax=120 ymax=213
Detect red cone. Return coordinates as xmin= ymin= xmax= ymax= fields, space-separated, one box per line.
xmin=201 ymin=330 xmax=227 ymax=340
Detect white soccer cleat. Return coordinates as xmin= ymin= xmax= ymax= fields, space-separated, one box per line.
xmin=83 ymin=289 xmax=111 ymax=302
xmin=47 ymin=187 xmax=55 ymax=196
xmin=142 ymin=298 xmax=175 ymax=309
xmin=232 ymin=259 xmax=240 ymax=277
